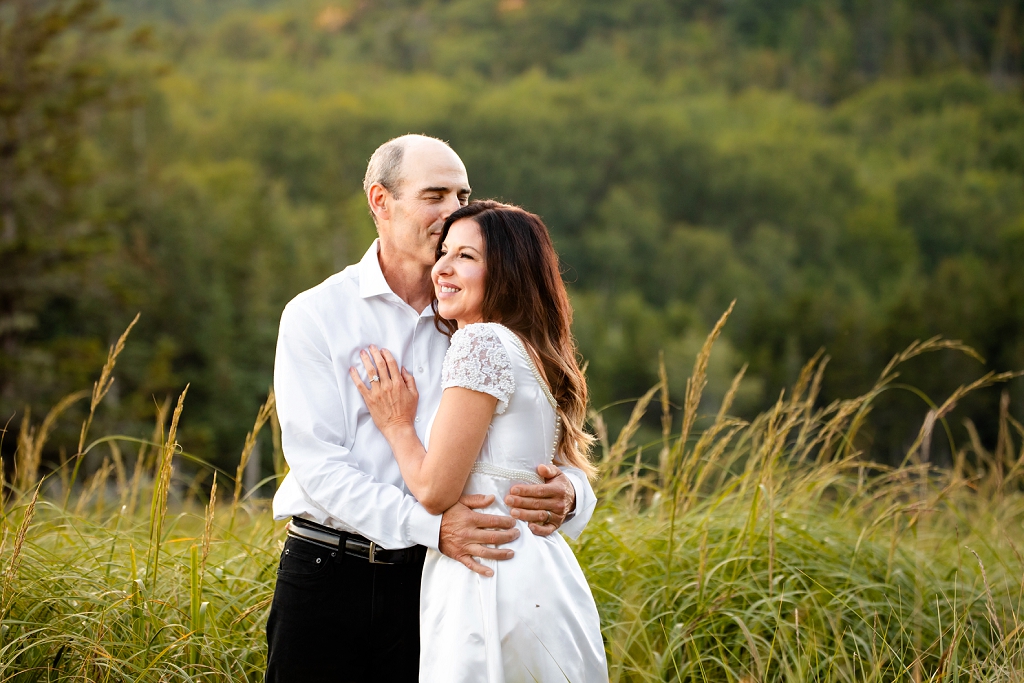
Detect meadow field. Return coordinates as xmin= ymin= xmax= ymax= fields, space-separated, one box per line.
xmin=2 ymin=313 xmax=1023 ymax=682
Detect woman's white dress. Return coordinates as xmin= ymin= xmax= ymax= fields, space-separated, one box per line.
xmin=419 ymin=322 xmax=608 ymax=683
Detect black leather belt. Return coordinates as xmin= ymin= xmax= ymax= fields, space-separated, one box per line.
xmin=287 ymin=517 xmax=423 ymax=565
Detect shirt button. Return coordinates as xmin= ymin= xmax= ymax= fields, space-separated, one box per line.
xmin=417 ymin=367 xmax=424 ymax=373
xmin=415 ymin=417 xmax=420 ymax=422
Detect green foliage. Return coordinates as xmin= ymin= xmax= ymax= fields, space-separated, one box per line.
xmin=1 ymin=0 xmax=1023 ymax=472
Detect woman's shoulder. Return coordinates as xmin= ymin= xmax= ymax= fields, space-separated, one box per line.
xmin=449 ymin=322 xmax=517 ymax=352
xmin=443 ymin=323 xmax=517 ymax=413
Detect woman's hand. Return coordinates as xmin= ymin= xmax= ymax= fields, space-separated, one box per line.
xmin=349 ymin=346 xmax=419 ymax=438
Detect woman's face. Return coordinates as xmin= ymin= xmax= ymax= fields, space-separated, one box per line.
xmin=432 ymin=218 xmax=487 ymax=328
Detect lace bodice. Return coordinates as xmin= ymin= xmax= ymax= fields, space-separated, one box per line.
xmin=442 ymin=323 xmax=516 ymax=414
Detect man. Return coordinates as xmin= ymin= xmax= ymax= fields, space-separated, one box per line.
xmin=265 ymin=134 xmax=597 ymax=682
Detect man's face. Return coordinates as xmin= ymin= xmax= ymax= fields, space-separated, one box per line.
xmin=379 ymin=141 xmax=471 ymax=268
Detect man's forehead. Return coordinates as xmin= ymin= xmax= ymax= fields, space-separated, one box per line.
xmin=402 ymin=143 xmax=468 ymax=188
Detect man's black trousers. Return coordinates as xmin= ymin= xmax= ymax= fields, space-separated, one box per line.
xmin=265 ymin=535 xmax=426 ymax=683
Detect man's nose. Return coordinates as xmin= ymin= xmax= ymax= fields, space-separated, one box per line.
xmin=439 ymin=194 xmax=462 ymax=221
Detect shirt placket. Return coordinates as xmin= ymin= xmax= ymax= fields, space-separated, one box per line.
xmin=411 ymin=314 xmax=429 ymax=439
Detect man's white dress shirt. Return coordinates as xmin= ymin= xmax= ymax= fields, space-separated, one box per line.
xmin=272 ymin=240 xmax=597 ymax=550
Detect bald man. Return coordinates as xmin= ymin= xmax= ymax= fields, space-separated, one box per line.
xmin=265 ymin=135 xmax=597 ymax=682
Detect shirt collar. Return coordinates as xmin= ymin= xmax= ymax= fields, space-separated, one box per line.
xmin=358 ymin=239 xmax=437 ymax=319
xmin=358 ymin=239 xmax=392 ymax=299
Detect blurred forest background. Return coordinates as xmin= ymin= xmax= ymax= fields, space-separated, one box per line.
xmin=2 ymin=0 xmax=1024 ymax=479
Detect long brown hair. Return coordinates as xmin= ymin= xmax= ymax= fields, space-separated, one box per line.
xmin=433 ymin=200 xmax=596 ymax=478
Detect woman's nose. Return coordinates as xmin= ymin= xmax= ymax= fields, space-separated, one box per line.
xmin=432 ymin=257 xmax=452 ymax=277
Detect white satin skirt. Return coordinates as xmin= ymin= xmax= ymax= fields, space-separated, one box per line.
xmin=418 ymin=516 xmax=608 ymax=682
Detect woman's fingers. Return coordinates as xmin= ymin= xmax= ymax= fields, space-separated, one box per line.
xmin=401 ymin=367 xmax=418 ymax=394
xmin=380 ymin=348 xmax=399 ymax=381
xmin=348 ymin=366 xmax=370 ymax=398
xmin=359 ymin=349 xmax=378 ymax=386
xmin=369 ymin=346 xmax=393 ymax=388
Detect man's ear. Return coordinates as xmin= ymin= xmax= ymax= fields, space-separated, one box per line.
xmin=367 ymin=183 xmax=391 ymax=223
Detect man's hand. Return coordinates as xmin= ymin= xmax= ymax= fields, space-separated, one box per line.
xmin=505 ymin=464 xmax=575 ymax=537
xmin=439 ymin=494 xmax=519 ymax=577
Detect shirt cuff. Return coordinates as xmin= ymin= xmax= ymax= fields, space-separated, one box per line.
xmin=406 ymin=503 xmax=443 ymax=550
xmin=558 ymin=468 xmax=596 ymax=540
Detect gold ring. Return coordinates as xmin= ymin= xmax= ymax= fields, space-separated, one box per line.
xmin=544 ymin=510 xmax=552 ymax=525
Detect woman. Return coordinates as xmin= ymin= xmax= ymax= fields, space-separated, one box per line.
xmin=350 ymin=201 xmax=608 ymax=682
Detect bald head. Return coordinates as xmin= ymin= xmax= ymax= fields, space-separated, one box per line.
xmin=363 ymin=134 xmax=463 ymax=200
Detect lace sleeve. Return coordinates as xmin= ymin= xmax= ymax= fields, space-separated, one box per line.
xmin=442 ymin=324 xmax=516 ymax=414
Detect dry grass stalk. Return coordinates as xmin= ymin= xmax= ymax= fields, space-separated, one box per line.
xmin=230 ymin=595 xmax=273 ymax=626
xmin=997 ymin=390 xmax=1013 ymax=473
xmin=588 ymin=410 xmax=610 ymax=462
xmin=673 ymin=364 xmax=747 ymax=505
xmin=904 ymin=370 xmax=1022 ymax=467
xmin=817 ymin=398 xmax=867 ymax=463
xmin=74 ymin=456 xmax=113 ymax=517
xmin=791 ymin=348 xmax=825 ymax=405
xmin=793 ymin=355 xmax=829 ymax=459
xmin=604 ymin=384 xmax=660 ymax=481
xmin=231 ymin=390 xmax=276 ymax=526
xmin=1 ymin=484 xmax=40 ymax=610
xmin=77 ymin=313 xmax=140 ymax=456
xmin=968 ymin=547 xmax=1006 ymax=644
xmin=15 ymin=391 xmax=89 ymax=492
xmin=677 ymin=301 xmax=735 ymax=463
xmin=878 ymin=336 xmax=983 ymax=381
xmin=626 ymin=446 xmax=643 ymax=511
xmin=15 ymin=409 xmax=32 ymax=492
xmin=147 ymin=385 xmax=188 ymax=587
xmin=128 ymin=396 xmax=172 ymax=517
xmin=658 ymin=352 xmax=672 ymax=482
xmin=202 ymin=473 xmax=217 ymax=580
xmin=109 ymin=441 xmax=127 ymax=498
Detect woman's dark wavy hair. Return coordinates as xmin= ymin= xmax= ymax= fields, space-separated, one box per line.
xmin=432 ymin=200 xmax=595 ymax=477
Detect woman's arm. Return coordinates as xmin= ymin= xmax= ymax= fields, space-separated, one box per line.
xmin=350 ymin=346 xmax=497 ymax=515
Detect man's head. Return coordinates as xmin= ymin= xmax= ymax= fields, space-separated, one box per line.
xmin=364 ymin=134 xmax=471 ymax=269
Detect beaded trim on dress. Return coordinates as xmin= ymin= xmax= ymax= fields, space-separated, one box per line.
xmin=470 ymin=462 xmax=544 ymax=484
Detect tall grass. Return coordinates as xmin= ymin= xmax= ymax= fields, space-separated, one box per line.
xmin=1 ymin=313 xmax=1023 ymax=681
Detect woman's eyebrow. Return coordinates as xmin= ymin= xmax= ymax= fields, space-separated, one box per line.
xmin=446 ymin=244 xmax=482 ymax=255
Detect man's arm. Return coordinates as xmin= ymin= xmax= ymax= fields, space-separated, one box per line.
xmin=275 ymin=303 xmax=438 ymax=549
xmin=504 ymin=464 xmax=597 ymax=539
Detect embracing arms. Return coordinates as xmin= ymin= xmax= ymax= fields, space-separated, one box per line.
xmin=350 ymin=337 xmax=597 ymax=538
xmin=275 ymin=303 xmax=519 ymax=575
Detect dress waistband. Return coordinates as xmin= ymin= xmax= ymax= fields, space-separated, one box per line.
xmin=470 ymin=462 xmax=544 ymax=484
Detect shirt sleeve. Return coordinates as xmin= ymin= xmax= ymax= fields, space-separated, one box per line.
xmin=273 ymin=302 xmax=441 ymax=550
xmin=442 ymin=325 xmax=516 ymax=414
xmin=557 ymin=466 xmax=597 ymax=540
